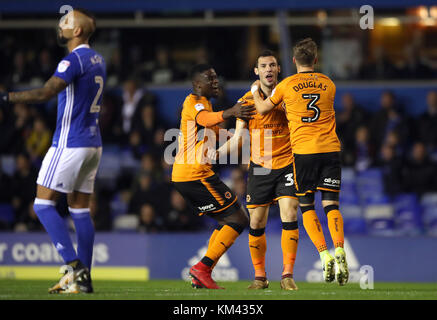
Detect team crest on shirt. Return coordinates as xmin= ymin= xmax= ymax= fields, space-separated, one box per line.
xmin=225 ymin=191 xmax=232 ymax=199
xmin=57 ymin=60 xmax=70 ymax=73
xmin=194 ymin=103 xmax=205 ymax=111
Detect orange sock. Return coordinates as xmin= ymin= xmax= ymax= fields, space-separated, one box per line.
xmin=207 ymin=228 xmax=220 ymax=268
xmin=248 ymin=228 xmax=267 ymax=278
xmin=281 ymin=222 xmax=299 ymax=276
xmin=325 ymin=207 xmax=344 ymax=248
xmin=204 ymin=224 xmax=240 ymax=264
xmin=301 ymin=206 xmax=328 ymax=253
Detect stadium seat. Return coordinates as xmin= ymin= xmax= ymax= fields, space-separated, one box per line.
xmin=113 ymin=214 xmax=139 ymax=232
xmin=364 ymin=204 xmax=395 ymax=236
xmin=1 ymin=155 xmax=16 ymax=176
xmin=97 ymin=151 xmax=121 ymax=186
xmin=341 ymin=167 xmax=356 ymax=183
xmin=420 ymin=192 xmax=437 ymax=207
xmin=0 ymin=203 xmax=14 ymax=225
xmin=393 ymin=193 xmax=423 ymax=235
xmin=110 ymin=192 xmax=129 ymax=218
xmin=343 ymin=217 xmax=367 ymax=234
xmin=356 ymin=169 xmax=384 ymax=189
xmin=340 ymin=204 xmax=362 ymax=218
xmin=339 ymin=184 xmax=360 ymax=205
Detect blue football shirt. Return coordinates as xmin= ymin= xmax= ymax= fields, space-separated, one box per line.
xmin=52 ymin=44 xmax=106 ymax=148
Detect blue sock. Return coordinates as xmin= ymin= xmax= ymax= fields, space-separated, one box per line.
xmin=33 ymin=198 xmax=78 ymax=264
xmin=69 ymin=207 xmax=95 ymax=270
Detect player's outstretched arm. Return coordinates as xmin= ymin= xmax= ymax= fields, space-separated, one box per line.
xmin=251 ymin=80 xmax=275 ymax=115
xmin=214 ymin=119 xmax=247 ymax=161
xmin=222 ymin=102 xmax=255 ymax=120
xmin=7 ymin=76 xmax=67 ymax=105
xmin=196 ymin=102 xmax=255 ymax=128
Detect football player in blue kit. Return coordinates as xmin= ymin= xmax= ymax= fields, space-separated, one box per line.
xmin=0 ymin=8 xmax=105 ymax=293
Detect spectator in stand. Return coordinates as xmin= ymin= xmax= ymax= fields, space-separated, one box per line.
xmin=100 ymin=92 xmax=123 ymax=144
xmin=10 ymin=103 xmax=33 ymax=154
xmin=127 ymin=130 xmax=146 ymax=160
xmin=121 ymin=79 xmax=143 ymax=139
xmin=0 ymin=106 xmax=16 ymax=154
xmin=403 ymin=142 xmax=437 ymax=195
xmin=10 ymin=153 xmax=38 ymax=226
xmin=11 ymin=51 xmax=32 ymax=85
xmin=336 ymin=93 xmax=369 ymax=165
xmin=416 ymin=91 xmax=437 ymax=153
xmin=377 ymin=144 xmax=404 ymax=196
xmin=384 ymin=129 xmax=405 ymax=158
xmin=0 ymin=167 xmax=12 ymax=229
xmin=25 ymin=116 xmax=51 ymax=165
xmin=165 ymin=189 xmax=204 ymax=231
xmin=14 ymin=203 xmax=44 ymax=232
xmin=336 ymin=93 xmax=368 ymax=155
xmin=106 ymin=48 xmax=124 ymax=87
xmin=33 ymin=49 xmax=55 ymax=83
xmin=89 ymin=192 xmax=112 ymax=231
xmin=352 ymin=125 xmax=375 ymax=172
xmin=128 ymin=172 xmax=157 ymax=215
xmin=358 ymin=46 xmax=399 ymax=80
xmin=369 ymin=91 xmax=408 ymax=154
xmin=132 ymin=103 xmax=157 ymax=148
xmin=143 ymin=46 xmax=175 ymax=84
xmin=137 ymin=203 xmax=164 ymax=233
xmin=399 ymin=45 xmax=434 ymax=79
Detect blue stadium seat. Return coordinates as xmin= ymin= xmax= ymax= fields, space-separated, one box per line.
xmin=393 ymin=193 xmax=423 ymax=233
xmin=344 ymin=217 xmax=367 ymax=234
xmin=362 ymin=193 xmax=391 ymax=205
xmin=364 ymin=204 xmax=395 ymax=236
xmin=341 ymin=167 xmax=356 ymax=184
xmin=423 ymin=206 xmax=437 ymax=227
xmin=113 ymin=214 xmax=139 ymax=232
xmin=340 ymin=185 xmax=360 ymax=205
xmin=1 ymin=155 xmax=15 ymax=176
xmin=340 ymin=204 xmax=362 ymax=218
xmin=0 ymin=203 xmax=14 ymax=225
xmin=367 ymin=218 xmax=396 ymax=236
xmin=97 ymin=151 xmax=121 ymax=179
xmin=110 ymin=192 xmax=129 ymax=217
xmin=420 ymin=192 xmax=437 ymax=207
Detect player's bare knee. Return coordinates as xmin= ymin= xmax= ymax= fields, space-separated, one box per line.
xmin=67 ymin=191 xmax=91 ymax=209
xmin=248 ymin=207 xmax=268 ymax=229
xmin=279 ymin=198 xmax=298 ymax=222
xmin=36 ymin=185 xmax=59 ymax=201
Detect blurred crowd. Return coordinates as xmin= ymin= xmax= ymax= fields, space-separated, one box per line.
xmin=1 ymin=30 xmax=437 ymax=234
xmin=1 ymin=82 xmax=437 ymax=233
xmin=336 ymin=90 xmax=437 ymax=196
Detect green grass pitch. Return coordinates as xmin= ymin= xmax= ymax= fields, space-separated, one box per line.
xmin=0 ymin=280 xmax=436 ymax=300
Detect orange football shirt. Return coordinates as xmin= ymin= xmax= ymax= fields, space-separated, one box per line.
xmin=171 ymin=94 xmax=217 ymax=182
xmin=238 ymin=89 xmax=293 ymax=169
xmin=269 ymin=72 xmax=341 ymax=154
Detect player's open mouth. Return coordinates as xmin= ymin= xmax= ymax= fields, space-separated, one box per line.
xmin=265 ymin=74 xmax=273 ymax=82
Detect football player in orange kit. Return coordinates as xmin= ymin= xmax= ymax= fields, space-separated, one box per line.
xmin=211 ymin=51 xmax=299 ymax=290
xmin=251 ymin=39 xmax=349 ymax=286
xmin=172 ymin=64 xmax=255 ymax=289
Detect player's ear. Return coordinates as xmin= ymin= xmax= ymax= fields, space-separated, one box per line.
xmin=73 ymin=26 xmax=83 ymax=38
xmin=292 ymin=56 xmax=296 ymax=65
xmin=254 ymin=67 xmax=259 ymax=76
xmin=278 ymin=65 xmax=281 ymax=74
xmin=314 ymin=57 xmax=318 ymax=65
